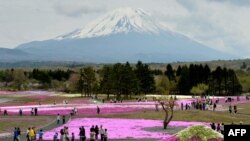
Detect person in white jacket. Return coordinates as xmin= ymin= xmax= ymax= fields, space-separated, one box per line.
xmin=100 ymin=125 xmax=105 ymax=141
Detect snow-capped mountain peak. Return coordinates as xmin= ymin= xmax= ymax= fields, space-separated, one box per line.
xmin=56 ymin=7 xmax=164 ymax=40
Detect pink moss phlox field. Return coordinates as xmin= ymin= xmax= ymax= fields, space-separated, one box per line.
xmin=1 ymin=103 xmax=154 ymax=115
xmin=42 ymin=118 xmax=208 ymax=140
xmin=2 ymin=96 xmax=250 ymax=115
xmin=9 ymin=107 xmax=151 ymax=115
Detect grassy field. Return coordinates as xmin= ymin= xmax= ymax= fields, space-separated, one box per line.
xmin=0 ymin=94 xmax=90 ymax=106
xmin=0 ymin=116 xmax=55 ymax=133
xmin=237 ymin=103 xmax=250 ymax=115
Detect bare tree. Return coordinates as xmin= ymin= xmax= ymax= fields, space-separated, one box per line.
xmin=159 ymin=98 xmax=176 ymax=129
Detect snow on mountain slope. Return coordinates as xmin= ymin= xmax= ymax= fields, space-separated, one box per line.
xmin=56 ymin=7 xmax=166 ymax=40
xmin=15 ymin=7 xmax=236 ymax=63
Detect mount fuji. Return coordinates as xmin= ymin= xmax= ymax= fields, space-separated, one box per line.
xmin=15 ymin=7 xmax=234 ymax=63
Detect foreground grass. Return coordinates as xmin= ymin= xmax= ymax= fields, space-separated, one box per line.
xmin=78 ymin=110 xmax=250 ymax=124
xmin=0 ymin=116 xmax=55 ymax=133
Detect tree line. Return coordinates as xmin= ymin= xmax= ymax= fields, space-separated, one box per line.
xmin=168 ymin=64 xmax=242 ymax=96
xmin=0 ymin=62 xmax=242 ymax=98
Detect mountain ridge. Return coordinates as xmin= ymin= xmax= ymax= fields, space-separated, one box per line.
xmin=15 ymin=7 xmax=236 ymax=63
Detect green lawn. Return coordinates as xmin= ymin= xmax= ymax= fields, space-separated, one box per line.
xmin=0 ymin=95 xmax=88 ymax=106
xmin=0 ymin=116 xmax=55 ymax=133
xmin=237 ymin=103 xmax=250 ymax=115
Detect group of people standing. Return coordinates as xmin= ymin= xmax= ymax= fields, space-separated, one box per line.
xmin=13 ymin=127 xmax=43 ymax=141
xmin=30 ymin=107 xmax=38 ymax=116
xmin=18 ymin=107 xmax=39 ymax=116
xmin=57 ymin=114 xmax=66 ymax=124
xmin=89 ymin=125 xmax=108 ymax=141
xmin=210 ymin=123 xmax=224 ymax=134
xmin=228 ymin=105 xmax=237 ymax=114
xmin=181 ymin=98 xmax=218 ymax=111
xmin=1 ymin=107 xmax=39 ymax=116
xmin=52 ymin=125 xmax=108 ymax=141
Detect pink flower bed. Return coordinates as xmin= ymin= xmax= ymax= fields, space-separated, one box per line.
xmin=1 ymin=96 xmax=249 ymax=115
xmin=42 ymin=118 xmax=208 ymax=140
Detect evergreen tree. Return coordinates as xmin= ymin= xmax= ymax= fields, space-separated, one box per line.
xmin=135 ymin=61 xmax=155 ymax=94
xmin=78 ymin=67 xmax=96 ymax=97
xmin=177 ymin=66 xmax=190 ymax=95
xmin=165 ymin=64 xmax=175 ymax=81
xmin=176 ymin=66 xmax=182 ymax=76
xmin=100 ymin=65 xmax=114 ymax=99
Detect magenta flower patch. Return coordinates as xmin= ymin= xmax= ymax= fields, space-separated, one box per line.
xmin=42 ymin=118 xmax=208 ymax=140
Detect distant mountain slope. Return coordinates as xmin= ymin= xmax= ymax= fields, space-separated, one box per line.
xmin=0 ymin=48 xmax=33 ymax=62
xmin=16 ymin=7 xmax=236 ymax=63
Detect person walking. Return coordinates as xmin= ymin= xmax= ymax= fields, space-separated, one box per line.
xmin=57 ymin=114 xmax=60 ymax=124
xmin=100 ymin=125 xmax=105 ymax=141
xmin=216 ymin=123 xmax=221 ymax=132
xmin=94 ymin=125 xmax=99 ymax=140
xmin=233 ymin=105 xmax=237 ymax=114
xmin=221 ymin=123 xmax=224 ymax=134
xmin=31 ymin=108 xmax=34 ymax=116
xmin=64 ymin=127 xmax=69 ymax=141
xmin=60 ymin=128 xmax=64 ymax=141
xmin=104 ymin=129 xmax=108 ymax=141
xmin=39 ymin=129 xmax=44 ymax=141
xmin=26 ymin=128 xmax=30 ymax=141
xmin=3 ymin=109 xmax=8 ymax=115
xmin=71 ymin=132 xmax=75 ymax=141
xmin=213 ymin=103 xmax=216 ymax=111
xmin=53 ymin=132 xmax=58 ymax=141
xmin=35 ymin=107 xmax=38 ymax=116
xmin=155 ymin=103 xmax=159 ymax=111
xmin=229 ymin=105 xmax=232 ymax=114
xmin=181 ymin=103 xmax=184 ymax=110
xmin=29 ymin=127 xmax=35 ymax=141
xmin=79 ymin=126 xmax=86 ymax=141
xmin=90 ymin=129 xmax=95 ymax=141
xmin=17 ymin=127 xmax=21 ymax=141
xmin=97 ymin=106 xmax=100 ymax=114
xmin=62 ymin=115 xmax=66 ymax=124
xmin=19 ymin=109 xmax=22 ymax=116
xmin=210 ymin=123 xmax=216 ymax=130
xmin=13 ymin=128 xmax=18 ymax=141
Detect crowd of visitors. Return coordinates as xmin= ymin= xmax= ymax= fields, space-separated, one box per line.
xmin=13 ymin=121 xmax=108 ymax=141
xmin=179 ymin=96 xmax=244 ymax=112
xmin=52 ymin=125 xmax=108 ymax=141
xmin=180 ymin=98 xmax=218 ymax=111
xmin=13 ymin=127 xmax=43 ymax=141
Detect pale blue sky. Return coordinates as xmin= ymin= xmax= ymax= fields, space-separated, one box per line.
xmin=0 ymin=0 xmax=249 ymax=57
